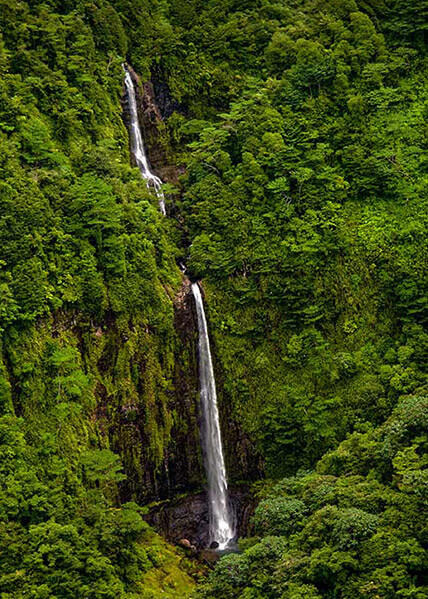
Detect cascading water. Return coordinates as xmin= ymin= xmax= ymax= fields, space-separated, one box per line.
xmin=192 ymin=282 xmax=235 ymax=549
xmin=122 ymin=65 xmax=166 ymax=215
xmin=122 ymin=66 xmax=234 ymax=549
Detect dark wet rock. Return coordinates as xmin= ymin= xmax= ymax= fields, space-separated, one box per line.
xmin=151 ymin=63 xmax=185 ymax=119
xmin=147 ymin=491 xmax=210 ymax=548
xmin=145 ymin=485 xmax=256 ymax=549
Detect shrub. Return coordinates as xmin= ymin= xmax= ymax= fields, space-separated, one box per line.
xmin=252 ymin=497 xmax=307 ymax=536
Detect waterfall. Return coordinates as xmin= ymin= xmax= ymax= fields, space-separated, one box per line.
xmin=192 ymin=282 xmax=234 ymax=549
xmin=122 ymin=66 xmax=234 ymax=549
xmin=123 ymin=66 xmax=166 ymax=215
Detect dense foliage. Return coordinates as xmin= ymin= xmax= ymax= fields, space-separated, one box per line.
xmin=0 ymin=1 xmax=191 ymax=597
xmin=0 ymin=0 xmax=427 ymax=597
xmin=155 ymin=1 xmax=427 ymax=597
xmin=167 ymin=0 xmax=428 ymax=477
xmin=199 ymin=395 xmax=428 ymax=598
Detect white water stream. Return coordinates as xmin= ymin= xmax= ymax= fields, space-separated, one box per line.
xmin=192 ymin=283 xmax=234 ymax=549
xmin=123 ymin=66 xmax=166 ymax=215
xmin=123 ymin=65 xmax=234 ymax=548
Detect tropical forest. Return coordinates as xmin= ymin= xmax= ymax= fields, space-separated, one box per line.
xmin=0 ymin=0 xmax=427 ymax=597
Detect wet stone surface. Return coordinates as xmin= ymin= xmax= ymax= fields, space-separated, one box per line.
xmin=145 ymin=485 xmax=255 ymax=549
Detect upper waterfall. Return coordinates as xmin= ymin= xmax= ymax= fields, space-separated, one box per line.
xmin=123 ymin=65 xmax=166 ymax=215
xmin=192 ymin=282 xmax=234 ymax=549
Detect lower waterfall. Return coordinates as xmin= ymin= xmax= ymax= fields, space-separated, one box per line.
xmin=192 ymin=283 xmax=235 ymax=549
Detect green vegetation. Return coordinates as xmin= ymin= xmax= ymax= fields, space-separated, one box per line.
xmin=168 ymin=0 xmax=428 ymax=478
xmin=0 ymin=411 xmax=196 ymax=597
xmin=199 ymin=395 xmax=428 ymax=598
xmin=0 ymin=0 xmax=427 ymax=597
xmin=0 ymin=1 xmax=189 ymax=596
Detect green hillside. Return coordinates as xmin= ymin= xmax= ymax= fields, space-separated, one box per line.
xmin=0 ymin=0 xmax=427 ymax=597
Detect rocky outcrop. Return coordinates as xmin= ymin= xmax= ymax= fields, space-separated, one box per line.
xmin=121 ymin=65 xmax=181 ymax=185
xmin=151 ymin=63 xmax=184 ymax=120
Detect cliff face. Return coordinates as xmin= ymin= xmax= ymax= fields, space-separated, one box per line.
xmin=108 ymin=275 xmax=263 ymax=507
xmin=121 ymin=65 xmax=181 ymax=185
xmin=2 ymin=282 xmax=200 ymax=499
xmin=112 ymin=277 xmax=204 ymax=503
